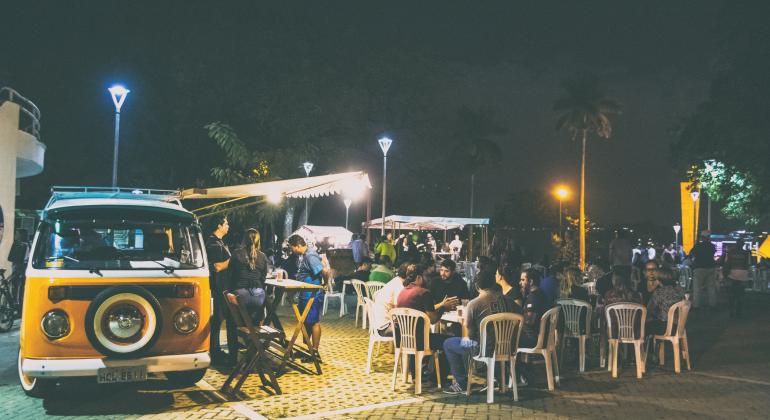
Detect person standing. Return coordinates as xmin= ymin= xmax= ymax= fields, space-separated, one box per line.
xmin=351 ymin=234 xmax=369 ymax=265
xmin=723 ymin=239 xmax=752 ymax=318
xmin=289 ymin=234 xmax=329 ymax=358
xmin=449 ymin=234 xmax=464 ymax=261
xmin=207 ymin=215 xmax=235 ymax=365
xmin=375 ymin=232 xmax=397 ymax=264
xmin=229 ymin=228 xmax=268 ymax=324
xmin=690 ymin=230 xmax=718 ymax=310
xmin=609 ymin=230 xmax=633 ymax=271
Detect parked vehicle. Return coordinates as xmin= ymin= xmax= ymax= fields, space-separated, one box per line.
xmin=18 ymin=187 xmax=211 ymax=397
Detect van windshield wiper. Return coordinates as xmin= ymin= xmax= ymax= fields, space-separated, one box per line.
xmin=89 ymin=268 xmax=103 ymax=277
xmin=151 ymin=260 xmax=175 ymax=274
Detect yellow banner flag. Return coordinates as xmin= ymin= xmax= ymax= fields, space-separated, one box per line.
xmin=680 ymin=182 xmax=700 ymax=254
xmin=758 ymin=236 xmax=770 ymax=259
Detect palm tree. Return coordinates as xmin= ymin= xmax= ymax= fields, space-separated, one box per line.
xmin=554 ymin=76 xmax=621 ymax=270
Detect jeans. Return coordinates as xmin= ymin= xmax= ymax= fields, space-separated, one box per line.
xmin=692 ymin=268 xmax=718 ymax=308
xmin=443 ymin=337 xmax=478 ymax=388
xmin=211 ymin=295 xmax=238 ymax=361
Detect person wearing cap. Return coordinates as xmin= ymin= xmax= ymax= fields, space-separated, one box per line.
xmin=689 ymin=230 xmax=718 ymax=309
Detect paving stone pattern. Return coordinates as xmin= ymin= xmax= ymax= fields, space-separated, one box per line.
xmin=0 ymin=293 xmax=769 ymax=419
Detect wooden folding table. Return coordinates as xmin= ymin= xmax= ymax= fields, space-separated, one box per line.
xmin=265 ymin=278 xmax=324 ymax=375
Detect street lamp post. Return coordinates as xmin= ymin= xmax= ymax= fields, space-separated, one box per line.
xmin=108 ymin=85 xmax=130 ymax=187
xmin=553 ymin=186 xmax=570 ymax=236
xmin=378 ymin=137 xmax=393 ymax=236
xmin=303 ymin=161 xmax=314 ymax=225
xmin=690 ymin=190 xmax=700 ymax=249
xmin=344 ymin=198 xmax=352 ymax=230
xmin=673 ymin=223 xmax=681 ymax=250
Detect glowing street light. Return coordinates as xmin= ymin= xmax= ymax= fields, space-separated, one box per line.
xmin=378 ymin=137 xmax=393 ymax=236
xmin=553 ymin=185 xmax=571 ymax=235
xmin=108 ymin=84 xmax=130 ymax=187
xmin=673 ymin=223 xmax=681 ymax=252
xmin=690 ymin=189 xmax=700 ymax=247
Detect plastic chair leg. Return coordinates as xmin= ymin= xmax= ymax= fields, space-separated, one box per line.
xmin=672 ymin=339 xmax=681 ymax=374
xmin=486 ymin=360 xmax=495 ymax=403
xmin=683 ymin=335 xmax=692 ymax=371
xmin=552 ymin=349 xmax=560 ymax=385
xmin=322 ymin=297 xmax=329 ymax=316
xmin=634 ymin=342 xmax=644 ymax=378
xmin=465 ymin=354 xmax=474 ymax=396
xmin=392 ymin=348 xmax=401 ymax=390
xmin=434 ymin=352 xmax=442 ymax=389
xmin=415 ymin=352 xmax=423 ymax=394
xmin=611 ymin=341 xmax=619 ymax=378
xmin=544 ymin=352 xmax=555 ymax=391
xmin=510 ymin=356 xmax=518 ymax=402
xmin=579 ymin=336 xmax=586 ymax=373
xmin=366 ymin=337 xmax=375 ymax=374
xmin=659 ymin=339 xmax=665 ymax=366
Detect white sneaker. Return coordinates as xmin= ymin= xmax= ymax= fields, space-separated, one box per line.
xmin=443 ymin=381 xmax=465 ymax=395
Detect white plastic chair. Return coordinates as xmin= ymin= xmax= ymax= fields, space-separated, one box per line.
xmin=466 ymin=313 xmax=523 ymax=403
xmin=363 ymin=297 xmax=394 ymax=374
xmin=365 ymin=281 xmax=385 ymax=301
xmin=517 ymin=306 xmax=561 ymax=391
xmin=557 ymin=299 xmax=592 ymax=373
xmin=391 ymin=308 xmax=441 ymax=394
xmin=581 ymin=281 xmax=597 ymax=296
xmin=350 ymin=279 xmax=367 ymax=329
xmin=322 ymin=277 xmax=345 ymax=318
xmin=605 ymin=303 xmax=646 ymax=379
xmin=653 ymin=299 xmax=692 ymax=373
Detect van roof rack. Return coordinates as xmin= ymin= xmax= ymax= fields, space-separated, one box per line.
xmin=47 ymin=186 xmax=182 ymax=208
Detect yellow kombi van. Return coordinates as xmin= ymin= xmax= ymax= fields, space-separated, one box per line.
xmin=18 ymin=187 xmax=211 ymax=397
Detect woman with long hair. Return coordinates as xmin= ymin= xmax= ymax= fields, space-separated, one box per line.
xmin=559 ymin=266 xmax=589 ymax=301
xmin=229 ymin=228 xmax=269 ymax=325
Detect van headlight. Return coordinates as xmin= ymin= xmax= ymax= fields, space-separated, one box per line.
xmin=41 ymin=310 xmax=70 ymax=339
xmin=173 ymin=308 xmax=199 ymax=334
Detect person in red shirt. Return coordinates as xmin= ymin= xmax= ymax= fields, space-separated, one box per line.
xmin=396 ymin=264 xmax=458 ymax=388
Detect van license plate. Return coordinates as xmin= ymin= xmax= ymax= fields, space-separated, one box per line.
xmin=97 ymin=366 xmax=147 ymax=383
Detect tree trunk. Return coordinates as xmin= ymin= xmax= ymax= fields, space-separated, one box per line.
xmin=579 ymin=130 xmax=587 ymax=271
xmin=283 ymin=201 xmax=296 ymax=240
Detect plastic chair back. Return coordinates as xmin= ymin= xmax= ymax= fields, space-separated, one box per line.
xmin=477 ymin=312 xmax=523 ymax=359
xmin=664 ymin=299 xmax=690 ymax=338
xmin=391 ymin=307 xmax=431 ymax=353
xmin=365 ymin=281 xmax=385 ymax=299
xmin=581 ymin=281 xmax=597 ymax=296
xmin=606 ymin=303 xmax=646 ymax=342
xmin=557 ymin=299 xmax=591 ymax=337
xmin=363 ymin=296 xmax=385 ymax=336
xmin=351 ymin=279 xmax=366 ymax=303
xmin=534 ymin=307 xmax=561 ymax=350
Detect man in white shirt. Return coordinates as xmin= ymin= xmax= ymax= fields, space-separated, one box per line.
xmin=372 ymin=263 xmax=408 ymax=334
xmin=449 ymin=234 xmax=464 ymax=261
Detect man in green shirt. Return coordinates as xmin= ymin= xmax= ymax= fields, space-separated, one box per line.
xmin=375 ymin=233 xmax=396 ymax=264
xmin=369 ymin=255 xmax=395 ymax=283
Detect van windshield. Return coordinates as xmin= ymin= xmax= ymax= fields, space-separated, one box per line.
xmin=33 ymin=219 xmax=205 ymax=271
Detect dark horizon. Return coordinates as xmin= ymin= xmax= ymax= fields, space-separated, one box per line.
xmin=2 ymin=1 xmax=745 ymax=231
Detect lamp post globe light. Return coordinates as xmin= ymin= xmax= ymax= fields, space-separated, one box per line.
xmin=108 ymin=85 xmax=130 ymax=187
xmin=673 ymin=223 xmax=681 ymax=251
xmin=553 ymin=185 xmax=570 ymax=235
xmin=378 ymin=136 xmax=392 ymax=236
xmin=344 ymin=198 xmax=352 ymax=230
xmin=303 ymin=161 xmax=314 ymax=225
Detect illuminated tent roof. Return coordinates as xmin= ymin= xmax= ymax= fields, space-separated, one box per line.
xmin=364 ymin=215 xmax=489 ymax=231
xmin=179 ymin=171 xmax=371 ymax=200
xmin=291 ymin=225 xmax=354 ymax=249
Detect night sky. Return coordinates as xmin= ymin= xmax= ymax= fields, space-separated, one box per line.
xmin=2 ymin=1 xmax=733 ymax=229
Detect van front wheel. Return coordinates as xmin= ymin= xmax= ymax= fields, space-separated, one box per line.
xmin=18 ymin=353 xmax=55 ymax=398
xmin=165 ymin=368 xmax=207 ymax=388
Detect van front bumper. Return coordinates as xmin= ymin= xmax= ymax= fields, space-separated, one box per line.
xmin=22 ymin=352 xmax=210 ymax=378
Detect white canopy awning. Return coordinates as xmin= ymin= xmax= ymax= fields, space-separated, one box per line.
xmin=364 ymin=215 xmax=490 ymax=231
xmin=180 ymin=171 xmax=372 ymax=200
xmin=291 ymin=225 xmax=354 ymax=249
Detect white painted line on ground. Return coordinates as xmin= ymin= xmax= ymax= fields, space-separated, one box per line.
xmin=196 ymin=379 xmax=216 ymax=390
xmin=691 ymin=371 xmax=770 ymax=386
xmin=281 ymin=393 xmax=458 ymax=420
xmin=232 ymin=403 xmax=269 ymax=420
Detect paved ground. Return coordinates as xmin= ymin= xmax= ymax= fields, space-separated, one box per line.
xmin=1 ymin=292 xmax=769 ymax=419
